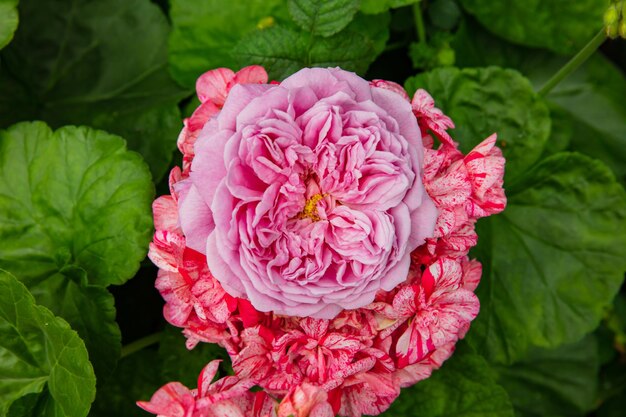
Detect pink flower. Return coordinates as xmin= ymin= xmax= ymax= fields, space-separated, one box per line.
xmin=146 ymin=66 xmax=508 ymax=417
xmin=176 ymin=67 xmax=438 ymax=318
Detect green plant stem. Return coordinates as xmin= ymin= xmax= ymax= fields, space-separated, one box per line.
xmin=538 ymin=29 xmax=606 ymax=96
xmin=120 ymin=332 xmax=163 ymax=358
xmin=413 ymin=2 xmax=426 ymax=45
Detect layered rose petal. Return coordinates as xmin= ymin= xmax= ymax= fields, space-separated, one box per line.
xmin=180 ymin=67 xmax=438 ymax=318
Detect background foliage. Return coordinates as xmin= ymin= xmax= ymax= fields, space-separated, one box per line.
xmin=0 ymin=0 xmax=625 ymax=416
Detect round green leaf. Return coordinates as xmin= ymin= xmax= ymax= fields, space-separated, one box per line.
xmin=0 ymin=121 xmax=154 ymax=287
xmin=30 ymin=268 xmax=121 ymax=380
xmin=0 ymin=0 xmax=187 ymax=181
xmin=0 ymin=0 xmax=18 ymax=49
xmin=457 ymin=0 xmax=609 ymax=54
xmin=383 ymin=343 xmax=514 ymax=417
xmin=0 ymin=269 xmax=96 ymax=416
xmin=168 ymin=0 xmax=289 ymax=88
xmin=468 ymin=153 xmax=626 ymax=364
xmin=405 ymin=67 xmax=551 ymax=183
xmin=288 ymin=0 xmax=359 ymax=37
xmin=496 ymin=335 xmax=599 ymax=417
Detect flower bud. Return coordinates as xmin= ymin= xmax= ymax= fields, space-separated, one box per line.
xmin=604 ymin=3 xmax=620 ymax=38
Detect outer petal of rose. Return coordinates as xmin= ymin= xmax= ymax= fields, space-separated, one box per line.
xmin=218 ymin=84 xmax=274 ymax=131
xmin=461 ymin=258 xmax=482 ymax=291
xmin=233 ymin=65 xmax=269 ymax=85
xmin=189 ymin=129 xmax=232 ymax=207
xmin=196 ymin=68 xmax=235 ymax=105
xmin=178 ymin=183 xmax=214 ymax=254
xmin=137 ymin=382 xmax=196 ymax=417
xmin=370 ymin=79 xmax=410 ymax=101
xmin=371 ymin=87 xmax=423 ymax=162
xmin=407 ymin=193 xmax=438 ymax=249
xmin=206 ymin=230 xmax=246 ymax=296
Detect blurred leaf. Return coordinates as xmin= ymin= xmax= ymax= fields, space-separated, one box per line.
xmin=235 ymin=13 xmax=390 ymax=80
xmin=159 ymin=325 xmax=231 ymax=387
xmin=428 ymin=0 xmax=461 ymax=30
xmin=496 ymin=335 xmax=599 ymax=417
xmin=0 ymin=270 xmax=96 ymax=416
xmin=0 ymin=0 xmax=18 ymax=49
xmin=457 ymin=0 xmax=609 ymax=54
xmin=468 ymin=153 xmax=626 ymax=363
xmin=91 ymin=349 xmax=162 ymax=417
xmin=383 ymin=343 xmax=514 ymax=416
xmin=405 ymin=67 xmax=551 ymax=183
xmin=288 ymin=0 xmax=359 ymax=37
xmin=0 ymin=0 xmax=187 ymax=181
xmin=360 ymin=0 xmax=419 ymax=14
xmin=168 ymin=0 xmax=289 ymax=88
xmin=0 ymin=122 xmax=153 ymax=286
xmin=30 ymin=269 xmax=121 ymax=381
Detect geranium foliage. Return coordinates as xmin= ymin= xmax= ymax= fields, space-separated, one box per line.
xmin=0 ymin=0 xmax=625 ymax=416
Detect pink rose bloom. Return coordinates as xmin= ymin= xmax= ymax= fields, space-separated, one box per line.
xmin=177 ymin=67 xmax=438 ymax=318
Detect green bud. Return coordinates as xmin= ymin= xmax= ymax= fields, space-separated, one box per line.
xmin=604 ymin=4 xmax=619 ymax=27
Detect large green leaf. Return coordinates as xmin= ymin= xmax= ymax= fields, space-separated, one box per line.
xmin=0 ymin=0 xmax=186 ymax=181
xmin=383 ymin=343 xmax=514 ymax=416
xmin=168 ymin=0 xmax=289 ymax=88
xmin=0 ymin=270 xmax=96 ymax=416
xmin=0 ymin=0 xmax=18 ymax=49
xmin=544 ymin=56 xmax=626 ymax=186
xmin=496 ymin=335 xmax=599 ymax=417
xmin=468 ymin=153 xmax=626 ymax=364
xmin=29 ymin=268 xmax=121 ymax=380
xmin=360 ymin=0 xmax=419 ymax=14
xmin=452 ymin=19 xmax=626 ymax=186
xmin=288 ymin=0 xmax=359 ymax=37
xmin=457 ymin=0 xmax=609 ymax=54
xmin=0 ymin=121 xmax=153 ymax=286
xmin=234 ymin=13 xmax=390 ymax=81
xmin=405 ymin=67 xmax=551 ymax=183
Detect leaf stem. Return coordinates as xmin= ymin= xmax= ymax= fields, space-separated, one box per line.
xmin=413 ymin=2 xmax=427 ymax=45
xmin=538 ymin=29 xmax=606 ymax=96
xmin=120 ymin=332 xmax=163 ymax=358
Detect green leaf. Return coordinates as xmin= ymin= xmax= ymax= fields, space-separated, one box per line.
xmin=0 ymin=121 xmax=154 ymax=287
xmin=383 ymin=343 xmax=514 ymax=416
xmin=0 ymin=0 xmax=187 ymax=181
xmin=452 ymin=19 xmax=626 ymax=186
xmin=0 ymin=0 xmax=18 ymax=49
xmin=457 ymin=0 xmax=609 ymax=54
xmin=168 ymin=0 xmax=289 ymax=88
xmin=29 ymin=268 xmax=121 ymax=380
xmin=544 ymin=56 xmax=626 ymax=186
xmin=360 ymin=0 xmax=419 ymax=14
xmin=235 ymin=13 xmax=390 ymax=81
xmin=496 ymin=335 xmax=599 ymax=417
xmin=467 ymin=153 xmax=626 ymax=364
xmin=159 ymin=325 xmax=231 ymax=387
xmin=0 ymin=269 xmax=96 ymax=416
xmin=288 ymin=0 xmax=359 ymax=37
xmin=428 ymin=0 xmax=461 ymax=30
xmin=404 ymin=67 xmax=551 ymax=183
xmin=91 ymin=350 xmax=162 ymax=417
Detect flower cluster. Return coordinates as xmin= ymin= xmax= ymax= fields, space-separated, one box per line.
xmin=141 ymin=66 xmax=506 ymax=417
